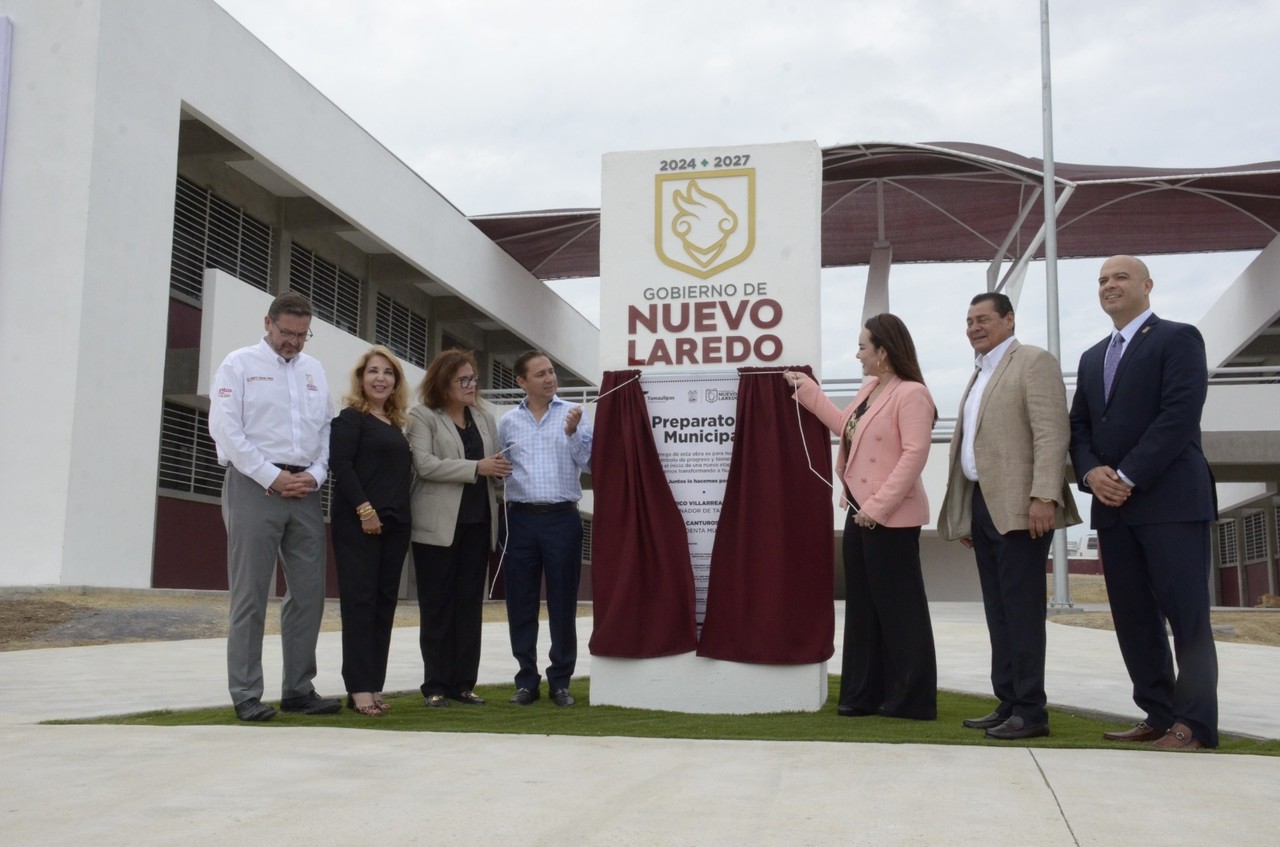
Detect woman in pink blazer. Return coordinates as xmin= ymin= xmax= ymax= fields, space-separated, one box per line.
xmin=786 ymin=313 xmax=938 ymax=720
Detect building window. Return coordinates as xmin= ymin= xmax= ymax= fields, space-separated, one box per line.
xmin=1243 ymin=511 xmax=1267 ymax=563
xmin=581 ymin=516 xmax=592 ymax=564
xmin=288 ymin=244 xmax=362 ymax=335
xmin=492 ymin=359 xmax=517 ymax=391
xmin=374 ymin=292 xmax=428 ymax=368
xmin=319 ymin=476 xmax=333 ymax=521
xmin=170 ymin=176 xmax=272 ymax=300
xmin=158 ymin=401 xmax=225 ymax=498
xmin=1215 ymin=520 xmax=1239 ymax=567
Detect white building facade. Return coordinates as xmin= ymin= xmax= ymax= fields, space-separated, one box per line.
xmin=0 ymin=0 xmax=597 ymax=590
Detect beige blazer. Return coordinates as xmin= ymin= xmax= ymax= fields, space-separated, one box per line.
xmin=406 ymin=404 xmax=501 ymax=548
xmin=938 ymin=340 xmax=1081 ymax=539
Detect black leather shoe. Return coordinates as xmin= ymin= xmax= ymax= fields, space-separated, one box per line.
xmin=985 ymin=716 xmax=1050 ymax=740
xmin=551 ymin=689 xmax=575 ymax=708
xmin=837 ymin=704 xmax=877 ymax=717
xmin=452 ymin=691 xmax=486 ymax=706
xmin=279 ymin=691 xmax=341 ymax=715
xmin=424 ymin=694 xmax=449 ymax=708
xmin=234 ymin=698 xmax=276 ymax=722
xmin=962 ymin=710 xmax=1006 ymax=729
xmin=509 ymin=687 xmax=540 ymax=706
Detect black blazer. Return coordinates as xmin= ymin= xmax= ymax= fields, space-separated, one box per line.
xmin=1069 ymin=314 xmax=1216 ymax=528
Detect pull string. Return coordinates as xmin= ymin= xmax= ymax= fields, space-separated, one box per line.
xmin=494 ymin=374 xmax=641 ymax=457
xmin=487 ymin=373 xmax=641 ymax=598
xmin=791 ymin=378 xmax=837 ymax=492
xmin=486 ymin=370 xmax=847 ymax=598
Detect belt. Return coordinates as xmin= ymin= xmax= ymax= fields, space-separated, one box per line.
xmin=508 ymin=501 xmax=576 ymax=514
xmin=273 ymin=463 xmax=309 ymax=473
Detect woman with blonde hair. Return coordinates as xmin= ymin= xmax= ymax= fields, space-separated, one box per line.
xmin=329 ymin=345 xmax=412 ymax=716
xmin=408 ymin=349 xmax=510 ymax=708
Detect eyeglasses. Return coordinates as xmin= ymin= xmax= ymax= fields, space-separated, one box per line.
xmin=455 ymin=375 xmax=479 ymax=388
xmin=271 ymin=319 xmax=313 ymax=343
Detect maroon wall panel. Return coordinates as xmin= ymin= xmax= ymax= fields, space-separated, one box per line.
xmin=1218 ymin=566 xmax=1241 ymax=607
xmin=154 ymin=496 xmax=339 ymax=597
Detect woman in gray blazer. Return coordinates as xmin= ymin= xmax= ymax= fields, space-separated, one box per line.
xmin=407 ymin=350 xmax=511 ymax=708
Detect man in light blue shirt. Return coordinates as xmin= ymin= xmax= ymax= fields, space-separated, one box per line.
xmin=497 ymin=351 xmax=593 ymax=707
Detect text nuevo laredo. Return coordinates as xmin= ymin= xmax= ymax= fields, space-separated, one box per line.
xmin=627 ymin=298 xmax=784 ymax=366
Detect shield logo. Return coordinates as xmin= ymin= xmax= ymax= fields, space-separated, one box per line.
xmin=655 ymin=169 xmax=755 ymax=278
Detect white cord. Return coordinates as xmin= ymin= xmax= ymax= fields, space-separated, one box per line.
xmin=487 ymin=373 xmax=642 ymax=598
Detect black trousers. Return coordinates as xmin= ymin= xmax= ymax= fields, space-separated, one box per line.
xmin=413 ymin=523 xmax=490 ymax=697
xmin=970 ymin=485 xmax=1051 ymax=725
xmin=1100 ymin=520 xmax=1218 ymax=747
xmin=333 ymin=514 xmax=409 ymax=694
xmin=503 ymin=508 xmax=582 ymax=692
xmin=840 ymin=512 xmax=937 ymax=719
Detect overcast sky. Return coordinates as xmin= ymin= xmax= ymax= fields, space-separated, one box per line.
xmin=212 ymin=0 xmax=1277 ymax=410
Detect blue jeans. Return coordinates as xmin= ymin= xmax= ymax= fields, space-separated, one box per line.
xmin=503 ymin=507 xmax=582 ymax=691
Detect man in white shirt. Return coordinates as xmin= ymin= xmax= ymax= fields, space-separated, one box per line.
xmin=938 ymin=293 xmax=1079 ymax=740
xmin=497 ymin=351 xmax=593 ymax=708
xmin=209 ymin=291 xmax=340 ymax=721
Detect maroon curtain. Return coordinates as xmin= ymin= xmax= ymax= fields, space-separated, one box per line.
xmin=589 ymin=370 xmax=698 ymax=658
xmin=697 ymin=366 xmax=835 ymax=664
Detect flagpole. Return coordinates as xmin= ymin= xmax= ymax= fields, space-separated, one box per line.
xmin=1042 ymin=0 xmax=1073 ymax=609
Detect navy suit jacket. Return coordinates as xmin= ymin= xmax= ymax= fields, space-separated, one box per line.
xmin=1069 ymin=314 xmax=1215 ymax=528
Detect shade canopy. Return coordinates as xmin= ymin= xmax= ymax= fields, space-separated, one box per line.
xmin=469 ymin=142 xmax=1280 ymax=281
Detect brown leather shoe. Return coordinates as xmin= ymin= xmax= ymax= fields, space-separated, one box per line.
xmin=1152 ymin=722 xmax=1207 ymax=750
xmin=1102 ymin=721 xmax=1164 ymax=743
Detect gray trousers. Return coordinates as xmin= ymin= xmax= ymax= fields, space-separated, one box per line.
xmin=223 ymin=467 xmax=327 ymax=705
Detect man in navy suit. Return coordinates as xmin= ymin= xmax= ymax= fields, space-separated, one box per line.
xmin=1069 ymin=255 xmax=1218 ymax=750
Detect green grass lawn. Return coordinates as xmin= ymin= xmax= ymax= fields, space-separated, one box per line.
xmin=55 ymin=677 xmax=1280 ymax=757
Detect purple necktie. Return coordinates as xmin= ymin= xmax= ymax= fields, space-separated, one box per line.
xmin=1103 ymin=333 xmax=1125 ymax=400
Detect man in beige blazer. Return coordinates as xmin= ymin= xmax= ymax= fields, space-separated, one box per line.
xmin=938 ymin=293 xmax=1080 ymax=740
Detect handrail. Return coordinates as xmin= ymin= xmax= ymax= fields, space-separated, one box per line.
xmin=480 ymin=366 xmax=1279 ymax=442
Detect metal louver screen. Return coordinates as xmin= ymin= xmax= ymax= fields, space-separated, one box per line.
xmin=158 ymin=401 xmax=225 ymax=498
xmin=491 ymin=359 xmax=517 ymax=391
xmin=319 ymin=476 xmax=333 ymax=521
xmin=1216 ymin=520 xmax=1239 ymax=567
xmin=169 ymin=176 xmax=271 ymax=300
xmin=374 ymin=292 xmax=428 ymax=368
xmin=581 ymin=516 xmax=592 ymax=564
xmin=1243 ymin=512 xmax=1267 ymax=563
xmin=288 ymin=244 xmax=362 ymax=335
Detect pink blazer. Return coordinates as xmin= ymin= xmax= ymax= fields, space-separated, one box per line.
xmin=795 ymin=375 xmax=935 ymax=527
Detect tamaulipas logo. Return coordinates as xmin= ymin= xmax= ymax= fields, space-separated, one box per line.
xmin=655 ymin=169 xmax=755 ymax=278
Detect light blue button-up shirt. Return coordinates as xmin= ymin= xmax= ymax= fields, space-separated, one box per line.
xmin=498 ymin=395 xmax=593 ymax=504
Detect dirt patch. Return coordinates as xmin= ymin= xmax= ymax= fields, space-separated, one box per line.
xmin=1047 ymin=574 xmax=1280 ymax=647
xmin=1049 ymin=610 xmax=1280 ymax=646
xmin=0 ymin=588 xmax=577 ymax=651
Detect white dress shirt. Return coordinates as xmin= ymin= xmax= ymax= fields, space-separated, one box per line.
xmin=1106 ymin=307 xmax=1153 ymax=487
xmin=1109 ymin=307 xmax=1153 ymax=361
xmin=208 ymin=337 xmax=332 ymax=490
xmin=960 ymin=335 xmax=1016 ymax=482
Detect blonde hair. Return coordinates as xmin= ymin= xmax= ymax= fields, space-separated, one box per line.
xmin=343 ymin=346 xmax=409 ymax=427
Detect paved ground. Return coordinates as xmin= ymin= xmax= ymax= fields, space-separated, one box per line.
xmin=2 ymin=602 xmax=1277 ymax=846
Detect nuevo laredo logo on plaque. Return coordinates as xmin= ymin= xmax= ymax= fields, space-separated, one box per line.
xmin=655 ymin=168 xmax=755 ymax=279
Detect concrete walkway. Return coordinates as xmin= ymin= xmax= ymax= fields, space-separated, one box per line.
xmin=2 ymin=602 xmax=1276 ymax=845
